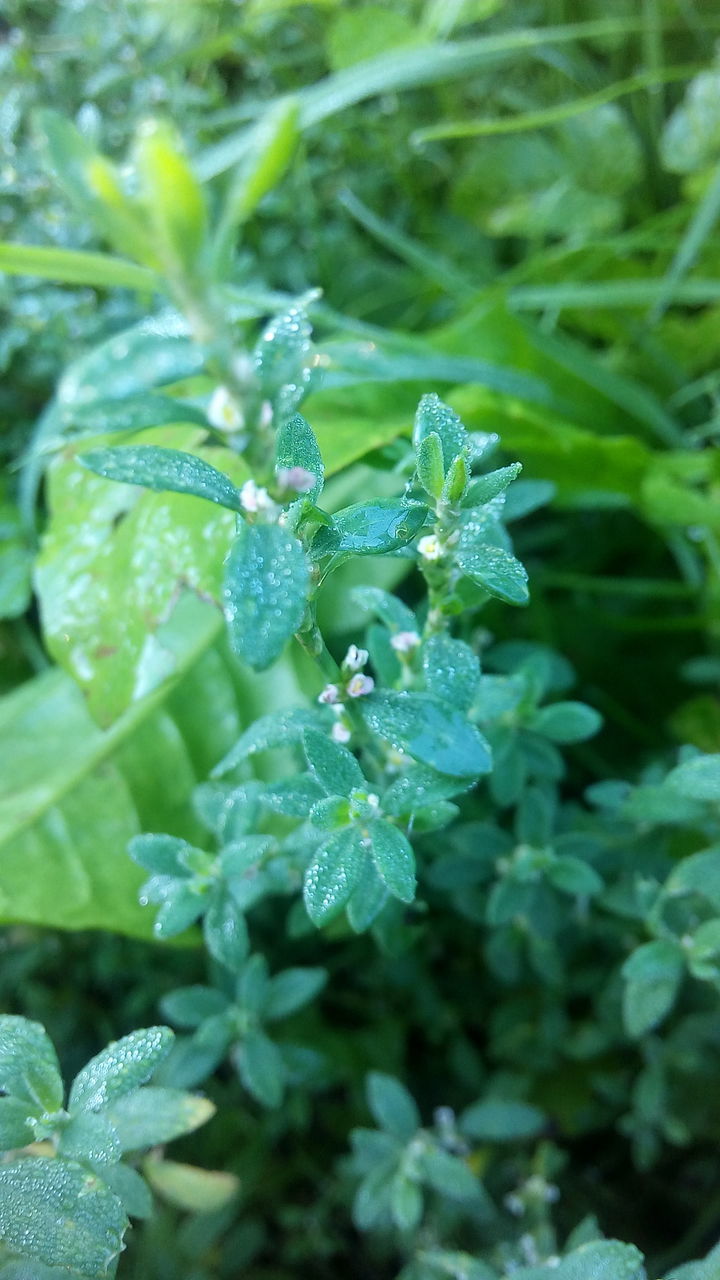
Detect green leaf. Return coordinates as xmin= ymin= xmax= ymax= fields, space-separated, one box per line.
xmin=203 ymin=886 xmax=249 ymax=972
xmin=459 ymin=1098 xmax=545 ymax=1141
xmin=0 ymin=241 xmax=158 ymax=292
xmin=419 ymin=1148 xmax=482 ymax=1202
xmin=464 ymin=463 xmax=523 ymax=508
xmin=63 ymin=393 xmax=208 ymax=438
xmin=128 ymin=834 xmax=195 ymax=876
xmin=422 ymin=635 xmax=480 ymax=711
xmin=236 ymin=1029 xmax=285 ymax=1108
xmin=264 ymin=967 xmax=327 ymax=1020
xmin=360 ymin=690 xmax=491 ymax=777
xmin=667 ymin=755 xmax=720 ymax=802
xmin=369 ymin=821 xmax=416 ymax=903
xmin=276 ymin=413 xmax=324 ymax=503
xmin=133 ymin=120 xmax=207 ymax=276
xmin=0 ymin=1018 xmax=63 ymax=1113
xmin=351 ymin=586 xmax=418 ymax=634
xmin=216 ymin=96 xmax=299 ymax=233
xmin=530 ymin=702 xmax=602 ymax=744
xmin=304 ymin=727 xmax=365 ymax=797
xmin=455 ymin=543 xmax=529 ymax=606
xmin=212 ymin=708 xmax=321 ymax=776
xmin=69 ymin=1027 xmax=174 ymax=1113
xmin=367 ymin=1072 xmax=420 ymax=1139
xmin=105 ymin=1086 xmax=215 ymax=1152
xmin=391 ymin=1171 xmax=424 ymax=1232
xmin=347 ymin=860 xmax=389 ymax=933
xmin=254 ymin=304 xmax=312 ymax=419
xmin=413 ymin=393 xmax=466 ymax=469
xmin=161 ymin=986 xmax=230 ymax=1029
xmin=687 ymin=920 xmax=720 ymax=985
xmin=416 ymin=432 xmax=445 ymax=499
xmin=143 ymin=1157 xmax=239 ymax=1214
xmin=552 ymin=1240 xmax=646 ymax=1280
xmin=223 ymin=522 xmax=310 ymax=670
xmin=665 ymin=847 xmax=720 ymax=910
xmin=622 ymin=940 xmax=685 ymax=1038
xmin=547 ymin=856 xmax=603 ymax=897
xmin=97 ymin=1162 xmax=153 ymax=1220
xmin=304 ymin=825 xmax=367 ymax=924
xmin=57 ymin=1111 xmax=122 ymax=1166
xmin=312 ymin=499 xmax=428 ymax=559
xmin=0 ymin=1098 xmax=36 ymax=1152
xmin=79 ymin=445 xmax=242 ymax=512
xmin=0 ymin=1157 xmax=127 ymax=1277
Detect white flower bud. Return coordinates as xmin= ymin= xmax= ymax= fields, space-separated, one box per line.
xmin=331 ymin=721 xmax=351 ymax=744
xmin=240 ymin=479 xmax=277 ymax=517
xmin=343 ymin=644 xmax=369 ymax=672
xmin=346 ymin=673 xmax=374 ymax=699
xmin=318 ymin=684 xmax=341 ymax=705
xmin=418 ymin=534 xmax=443 ymax=561
xmin=208 ymin=386 xmax=244 ymax=433
xmin=390 ymin=629 xmax=421 ymax=654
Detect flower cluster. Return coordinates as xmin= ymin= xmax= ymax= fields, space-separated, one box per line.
xmin=318 ymin=645 xmax=375 ymax=742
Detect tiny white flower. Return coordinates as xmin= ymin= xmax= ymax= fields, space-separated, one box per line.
xmin=418 ymin=534 xmax=443 ymax=561
xmin=240 ymin=479 xmax=276 ymax=516
xmin=208 ymin=386 xmax=244 ymax=433
xmin=346 ymin=673 xmax=374 ymax=699
xmin=318 ymin=683 xmax=341 ymax=705
xmin=366 ymin=793 xmax=380 ymax=811
xmin=259 ymin=399 xmax=274 ymax=431
xmin=276 ymin=466 xmax=317 ymax=494
xmin=331 ymin=721 xmax=351 ymax=744
xmin=390 ymin=629 xmax=421 ymax=654
xmin=343 ymin=644 xmax=369 ymax=672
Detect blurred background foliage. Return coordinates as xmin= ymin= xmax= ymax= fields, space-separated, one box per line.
xmin=4 ymin=0 xmax=720 ymax=1275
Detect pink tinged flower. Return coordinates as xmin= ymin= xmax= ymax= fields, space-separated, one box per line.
xmin=276 ymin=466 xmax=317 ymax=494
xmin=331 ymin=721 xmax=351 ymax=744
xmin=390 ymin=630 xmax=421 ymax=654
xmin=346 ymin=673 xmax=374 ymax=699
xmin=240 ymin=479 xmax=276 ymax=515
xmin=318 ymin=684 xmax=341 ymax=705
xmin=343 ymin=644 xmax=369 ymax=672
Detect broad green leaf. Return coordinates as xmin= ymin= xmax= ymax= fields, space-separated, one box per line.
xmin=105 ymin=1086 xmax=215 ymax=1152
xmin=391 ymin=1171 xmax=424 ymax=1232
xmin=99 ymin=1163 xmax=153 ymax=1220
xmin=160 ymin=986 xmax=230 ymax=1030
xmin=420 ymin=1148 xmax=483 ymax=1202
xmin=57 ymin=1112 xmax=122 ymax=1166
xmin=422 ymin=635 xmax=480 ymax=711
xmin=351 ymin=586 xmax=417 ymax=633
xmin=530 ymin=702 xmax=602 ymax=743
xmin=369 ymin=821 xmax=416 ymax=903
xmin=367 ymin=1072 xmax=420 ymax=1139
xmin=304 ymin=727 xmax=365 ymax=796
xmin=276 ymin=413 xmax=324 ymax=503
xmin=0 ymin=1158 xmax=127 ymax=1277
xmin=550 ymin=1240 xmax=646 ymax=1280
xmin=0 ymin=1098 xmax=35 ymax=1151
xmin=223 ymin=522 xmax=310 ymax=670
xmin=456 ymin=543 xmax=529 ymax=606
xmin=212 ymin=708 xmax=322 ymax=776
xmin=413 ymin=393 xmax=466 ymax=469
xmin=312 ymin=499 xmax=428 ymax=559
xmin=547 ymin=857 xmax=603 ymax=897
xmin=347 ymin=860 xmax=389 ymax=933
xmin=263 ymin=968 xmax=328 ymax=1021
xmin=0 ymin=241 xmax=158 ymax=292
xmin=0 ymin=1017 xmax=63 ymax=1114
xmin=360 ymin=690 xmax=491 ymax=777
xmin=128 ymin=834 xmax=196 ymax=877
xmin=64 ymin=393 xmax=208 ymax=438
xmin=80 ymin=445 xmax=242 ymax=512
xmin=304 ymin=825 xmax=367 ymax=924
xmin=236 ymin=1029 xmax=285 ymax=1108
xmin=254 ymin=304 xmax=312 ymax=419
xmin=382 ymin=766 xmax=470 ymax=817
xmin=69 ymin=1027 xmax=174 ymax=1113
xmin=622 ymin=940 xmax=685 ymax=1038
xmin=460 ymin=1098 xmax=545 ymax=1142
xmin=665 ymin=847 xmax=720 ymax=910
xmin=143 ymin=1157 xmax=239 ymax=1213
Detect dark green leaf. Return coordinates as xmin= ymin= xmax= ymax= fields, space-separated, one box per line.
xmin=69 ymin=1027 xmax=174 ymax=1113
xmin=263 ymin=968 xmax=327 ymax=1020
xmin=304 ymin=826 xmax=367 ymax=924
xmin=622 ymin=940 xmax=685 ymax=1038
xmin=367 ymin=1072 xmax=420 ymax=1139
xmin=530 ymin=702 xmax=602 ymax=744
xmin=313 ymin=499 xmax=428 ymax=559
xmin=422 ymin=635 xmax=480 ymax=711
xmin=456 ymin=543 xmax=529 ymax=606
xmin=413 ymin=393 xmax=466 ymax=469
xmin=276 ymin=413 xmax=324 ymax=503
xmin=460 ymin=1098 xmax=545 ymax=1141
xmin=420 ymin=1147 xmax=483 ymax=1202
xmin=236 ymin=1030 xmax=285 ymax=1108
xmin=369 ymin=821 xmax=416 ymax=903
xmin=203 ymin=886 xmax=249 ymax=972
xmin=347 ymin=860 xmax=389 ymax=933
xmin=0 ymin=1017 xmax=63 ymax=1113
xmin=105 ymin=1086 xmax=214 ymax=1151
xmin=464 ymin=464 xmax=523 ymax=508
xmin=360 ymin=691 xmax=491 ymax=777
xmin=304 ymin=727 xmax=365 ymax=797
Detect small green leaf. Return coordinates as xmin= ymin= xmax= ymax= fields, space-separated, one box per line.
xmin=391 ymin=1170 xmax=424 ymax=1232
xmin=665 ymin=847 xmax=720 ymax=910
xmin=0 ymin=1098 xmax=35 ymax=1152
xmin=312 ymin=499 xmax=428 ymax=559
xmin=422 ymin=635 xmax=480 ymax=711
xmin=441 ymin=453 xmax=469 ymax=505
xmin=687 ymin=920 xmax=720 ymax=985
xmin=464 ymin=463 xmax=523 ymax=508
xmin=99 ymin=1162 xmax=153 ymax=1219
xmin=667 ymin=754 xmax=720 ymax=802
xmin=459 ymin=1098 xmax=545 ymax=1142
xmin=369 ymin=821 xmax=416 ymax=903
xmin=416 ymin=432 xmax=445 ymax=499
xmin=351 ymin=586 xmax=417 ymax=633
xmin=0 ymin=1018 xmax=63 ymax=1114
xmin=554 ymin=1240 xmax=646 ymax=1280
xmin=276 ymin=413 xmax=324 ymax=503
xmin=254 ymin=303 xmax=312 ymax=419
xmin=65 ymin=393 xmax=208 ymax=438
xmin=57 ymin=1112 xmax=121 ymax=1166
xmin=367 ymin=1072 xmax=420 ymax=1139
xmin=219 ymin=96 xmax=299 ymax=230
xmin=69 ymin=1027 xmax=174 ymax=1113
xmin=79 ymin=445 xmax=242 ymax=511
xmin=530 ymin=702 xmax=602 ymax=744
xmin=128 ymin=834 xmax=195 ymax=876
xmin=0 ymin=241 xmax=158 ymax=292
xmin=360 ymin=691 xmax=491 ymax=778
xmin=622 ymin=940 xmax=685 ymax=1038
xmin=143 ymin=1156 xmax=239 ymax=1213
xmin=105 ymin=1086 xmax=215 ymax=1151
xmin=161 ymin=986 xmax=230 ymax=1030
xmin=547 ymin=856 xmax=603 ymax=897
xmin=304 ymin=826 xmax=367 ymax=924
xmin=133 ymin=119 xmax=207 ymax=275
xmin=420 ymin=1147 xmax=482 ymax=1202
xmin=456 ymin=543 xmax=529 ymax=606
xmin=347 ymin=860 xmax=389 ymax=933
xmin=413 ymin=393 xmax=466 ymax=469
xmin=223 ymin=522 xmax=310 ymax=670
xmin=263 ymin=968 xmax=327 ymax=1021
xmin=0 ymin=1157 xmax=128 ymax=1277
xmin=203 ymin=886 xmax=249 ymax=972
xmin=304 ymin=728 xmax=365 ymax=796
xmin=212 ymin=708 xmax=321 ymax=776
xmin=236 ymin=1029 xmax=285 ymax=1108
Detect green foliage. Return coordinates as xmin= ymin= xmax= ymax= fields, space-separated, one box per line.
xmin=6 ymin=2 xmax=720 ymax=1277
